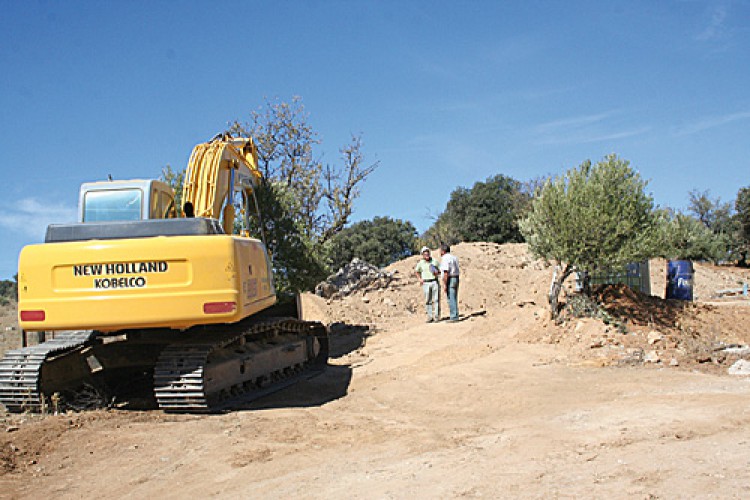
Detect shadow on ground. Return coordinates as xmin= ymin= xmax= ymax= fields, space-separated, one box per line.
xmin=220 ymin=322 xmax=372 ymax=412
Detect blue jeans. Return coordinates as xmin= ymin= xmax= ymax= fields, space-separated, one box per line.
xmin=446 ymin=276 xmax=459 ymax=320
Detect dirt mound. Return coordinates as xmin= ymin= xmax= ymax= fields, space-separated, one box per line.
xmin=592 ymin=283 xmax=681 ymax=329
xmin=304 ymin=243 xmax=750 ymax=374
xmin=301 ymin=242 xmax=552 ymax=329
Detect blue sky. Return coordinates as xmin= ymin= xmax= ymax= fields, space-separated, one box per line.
xmin=1 ymin=0 xmax=748 ymax=279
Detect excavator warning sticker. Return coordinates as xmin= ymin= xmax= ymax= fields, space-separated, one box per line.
xmin=73 ymin=261 xmax=169 ymax=289
xmin=243 ymin=278 xmax=258 ymax=299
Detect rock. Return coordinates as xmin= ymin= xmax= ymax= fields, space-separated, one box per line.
xmin=720 ymin=345 xmax=750 ymax=356
xmin=316 ymin=282 xmax=337 ymax=299
xmin=669 ymin=358 xmax=679 ymax=367
xmin=644 ymin=350 xmax=660 ymax=363
xmin=647 ymin=331 xmax=663 ymax=345
xmin=727 ymin=359 xmax=750 ymax=376
xmin=315 ymin=258 xmax=394 ymax=299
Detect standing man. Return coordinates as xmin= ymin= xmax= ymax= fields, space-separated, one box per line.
xmin=415 ymin=246 xmax=441 ymax=323
xmin=439 ymin=243 xmax=460 ymax=322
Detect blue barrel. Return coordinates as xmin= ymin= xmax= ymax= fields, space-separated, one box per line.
xmin=666 ymin=260 xmax=693 ymax=301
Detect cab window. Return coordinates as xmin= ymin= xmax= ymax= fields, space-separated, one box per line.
xmin=83 ymin=189 xmax=142 ymax=222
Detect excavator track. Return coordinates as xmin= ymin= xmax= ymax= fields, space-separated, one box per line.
xmin=0 ymin=319 xmax=327 ymax=414
xmin=154 ymin=318 xmax=328 ymax=412
xmin=0 ymin=330 xmax=96 ymax=412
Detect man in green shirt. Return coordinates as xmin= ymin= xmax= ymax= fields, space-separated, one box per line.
xmin=414 ymin=246 xmax=441 ymax=322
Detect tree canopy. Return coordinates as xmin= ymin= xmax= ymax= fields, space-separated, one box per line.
xmin=422 ymin=174 xmax=527 ymax=247
xmin=659 ymin=210 xmax=729 ymax=262
xmin=519 ymin=154 xmax=661 ymax=317
xmin=683 ymin=187 xmax=750 ymax=265
xmin=736 ymin=186 xmax=750 ymax=266
xmin=0 ymin=275 xmax=17 ymax=306
xmin=688 ymin=189 xmax=733 ymax=234
xmin=327 ymin=216 xmax=417 ymax=270
xmin=160 ymin=165 xmax=185 ymax=215
xmin=226 ymin=97 xmax=379 ymax=292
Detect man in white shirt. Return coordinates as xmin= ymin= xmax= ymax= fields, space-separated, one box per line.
xmin=415 ymin=246 xmax=441 ymax=322
xmin=439 ymin=243 xmax=460 ymax=322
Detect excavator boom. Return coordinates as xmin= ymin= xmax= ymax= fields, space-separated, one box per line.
xmin=183 ymin=135 xmax=262 ymax=233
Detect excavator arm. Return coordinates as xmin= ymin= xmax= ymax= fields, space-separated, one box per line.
xmin=182 ymin=135 xmax=262 ymax=235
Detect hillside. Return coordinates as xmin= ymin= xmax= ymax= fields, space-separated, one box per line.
xmin=1 ymin=243 xmax=750 ymax=498
xmin=302 ymin=242 xmax=750 ymax=373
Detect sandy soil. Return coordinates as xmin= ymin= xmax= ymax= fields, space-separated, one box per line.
xmin=1 ymin=243 xmax=750 ymax=499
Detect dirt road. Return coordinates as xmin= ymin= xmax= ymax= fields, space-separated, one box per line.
xmin=2 ymin=312 xmax=750 ymax=498
xmin=2 ymin=243 xmax=750 ymax=498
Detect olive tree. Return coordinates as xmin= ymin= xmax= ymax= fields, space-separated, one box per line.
xmin=519 ymin=155 xmax=661 ymax=318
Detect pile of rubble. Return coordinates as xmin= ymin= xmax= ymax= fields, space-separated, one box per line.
xmin=315 ymin=258 xmax=394 ymax=299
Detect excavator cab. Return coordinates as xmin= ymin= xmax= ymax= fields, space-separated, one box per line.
xmin=79 ymin=179 xmax=177 ymax=222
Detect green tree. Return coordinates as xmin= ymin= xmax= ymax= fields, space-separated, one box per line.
xmin=423 ymin=174 xmax=527 ymax=246
xmin=160 ymin=165 xmax=185 ymax=215
xmin=0 ymin=274 xmax=18 ymax=305
xmin=247 ymin=181 xmax=329 ymax=292
xmin=228 ymin=97 xmax=379 ymax=292
xmin=327 ymin=216 xmax=417 ymax=270
xmin=420 ymin=211 xmax=462 ymax=248
xmin=736 ymin=186 xmax=750 ymax=266
xmin=688 ymin=189 xmax=733 ymax=234
xmin=519 ymin=155 xmax=661 ymax=318
xmin=660 ymin=210 xmax=728 ymax=262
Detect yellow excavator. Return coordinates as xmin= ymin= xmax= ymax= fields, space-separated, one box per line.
xmin=0 ymin=134 xmax=328 ymax=412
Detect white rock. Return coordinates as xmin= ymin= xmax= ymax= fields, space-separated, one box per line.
xmin=647 ymin=331 xmax=663 ymax=345
xmin=722 ymin=346 xmax=750 ymax=356
xmin=727 ymin=359 xmax=750 ymax=376
xmin=644 ymin=350 xmax=660 ymax=363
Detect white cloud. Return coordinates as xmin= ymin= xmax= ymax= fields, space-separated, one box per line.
xmin=534 ymin=112 xmax=613 ymax=134
xmin=532 ymin=112 xmax=651 ymax=145
xmin=695 ymin=3 xmax=728 ymax=41
xmin=0 ymin=197 xmax=77 ymax=241
xmin=674 ymin=110 xmax=750 ymax=136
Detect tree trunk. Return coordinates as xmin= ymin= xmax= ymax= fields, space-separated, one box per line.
xmin=581 ymin=271 xmax=591 ymax=296
xmin=548 ymin=264 xmax=572 ymax=320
